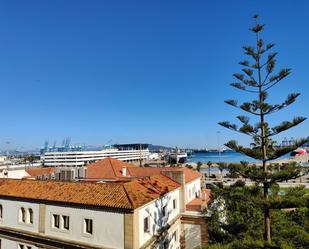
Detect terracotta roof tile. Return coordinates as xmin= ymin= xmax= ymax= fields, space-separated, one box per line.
xmin=123 ymin=174 xmax=180 ymax=209
xmin=25 ymin=167 xmax=55 ymax=178
xmin=86 ymin=158 xmax=137 ymax=179
xmin=186 ymin=198 xmax=203 ymax=212
xmin=86 ymin=158 xmax=201 ymax=184
xmin=0 ymin=174 xmax=180 ymax=210
xmin=127 ymin=167 xmax=202 ymax=184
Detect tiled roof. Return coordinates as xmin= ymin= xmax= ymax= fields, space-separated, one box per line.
xmin=86 ymin=158 xmax=201 ymax=184
xmin=0 ymin=175 xmax=180 ymax=210
xmin=186 ymin=197 xmax=203 ymax=212
xmin=126 ymin=167 xmax=202 ymax=184
xmin=86 ymin=158 xmax=137 ymax=179
xmin=123 ymin=174 xmax=180 ymax=209
xmin=25 ymin=167 xmax=55 ymax=178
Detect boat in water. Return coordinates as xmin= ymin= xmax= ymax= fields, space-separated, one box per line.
xmin=290 ymin=148 xmax=308 ymax=157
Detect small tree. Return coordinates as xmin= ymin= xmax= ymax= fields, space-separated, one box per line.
xmin=218 ymin=162 xmax=226 ymax=180
xmin=218 ymin=15 xmax=308 ymax=243
xmin=207 ymin=161 xmax=212 ymax=177
xmin=197 ymin=161 xmax=203 ymax=172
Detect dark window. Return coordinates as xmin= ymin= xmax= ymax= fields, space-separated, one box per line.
xmin=53 ymin=214 xmax=60 ymax=228
xmin=20 ymin=207 xmax=26 ymax=223
xmin=28 ymin=209 xmax=33 ymax=224
xmin=0 ymin=204 xmax=2 ymax=219
xmin=163 ymin=240 xmax=169 ymax=249
xmin=173 ymin=230 xmax=177 ymax=242
xmin=173 ymin=199 xmax=177 ymax=209
xmin=63 ymin=215 xmax=70 ymax=230
xmin=84 ymin=218 xmax=93 ymax=234
xmin=143 ymin=217 xmax=149 ymax=232
xmin=162 ymin=205 xmax=168 ymax=217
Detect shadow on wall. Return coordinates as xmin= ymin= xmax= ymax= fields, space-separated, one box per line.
xmin=146 ymin=195 xmax=173 ymax=248
xmin=184 ymin=223 xmax=201 ymax=249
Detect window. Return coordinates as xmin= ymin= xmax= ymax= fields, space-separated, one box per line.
xmin=84 ymin=218 xmax=93 ymax=235
xmin=53 ymin=214 xmax=60 ymax=228
xmin=62 ymin=215 xmax=70 ymax=230
xmin=172 ymin=230 xmax=177 ymax=242
xmin=143 ymin=216 xmax=149 ymax=233
xmin=0 ymin=204 xmax=2 ymax=219
xmin=28 ymin=208 xmax=33 ymax=224
xmin=20 ymin=207 xmax=26 ymax=223
xmin=162 ymin=205 xmax=168 ymax=217
xmin=173 ymin=199 xmax=177 ymax=210
xmin=18 ymin=244 xmax=32 ymax=249
xmin=163 ymin=239 xmax=169 ymax=249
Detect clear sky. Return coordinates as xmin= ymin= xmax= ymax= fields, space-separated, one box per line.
xmin=0 ymin=0 xmax=308 ymax=151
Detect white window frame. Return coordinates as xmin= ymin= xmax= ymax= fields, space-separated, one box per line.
xmin=19 ymin=207 xmax=26 ymax=223
xmin=18 ymin=243 xmax=32 ymax=249
xmin=62 ymin=215 xmax=70 ymax=230
xmin=52 ymin=214 xmax=60 ymax=229
xmin=28 ymin=208 xmax=33 ymax=224
xmin=83 ymin=218 xmax=94 ymax=236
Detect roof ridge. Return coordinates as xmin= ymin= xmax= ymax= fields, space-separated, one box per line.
xmin=109 ymin=157 xmax=117 ymax=177
xmin=158 ymin=172 xmax=182 ymax=186
xmin=122 ymin=184 xmax=135 ymax=209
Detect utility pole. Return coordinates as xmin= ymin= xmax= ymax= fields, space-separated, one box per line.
xmin=139 ymin=144 xmax=142 ymax=167
xmin=217 ymin=131 xmax=221 ymax=163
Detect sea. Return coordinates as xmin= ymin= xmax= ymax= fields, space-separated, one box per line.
xmin=188 ymin=151 xmax=290 ymax=164
xmin=188 ymin=151 xmax=290 ymax=174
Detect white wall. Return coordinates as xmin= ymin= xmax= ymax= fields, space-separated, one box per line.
xmin=152 ymin=220 xmax=181 ymax=249
xmin=138 ymin=188 xmax=180 ymax=248
xmin=185 ymin=178 xmax=201 ymax=203
xmin=0 ymin=237 xmax=39 ymax=249
xmin=45 ymin=204 xmax=124 ymax=249
xmin=0 ymin=199 xmax=40 ymax=234
xmin=184 ymin=223 xmax=201 ymax=249
xmin=0 ymin=169 xmax=29 ymax=179
xmin=0 ymin=199 xmax=125 ymax=249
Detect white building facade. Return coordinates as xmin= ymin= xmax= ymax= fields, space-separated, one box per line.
xmin=0 ymin=178 xmax=181 ymax=249
xmin=43 ymin=148 xmax=150 ymax=167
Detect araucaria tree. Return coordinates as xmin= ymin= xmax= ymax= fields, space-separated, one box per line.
xmin=218 ymin=15 xmax=308 ymax=243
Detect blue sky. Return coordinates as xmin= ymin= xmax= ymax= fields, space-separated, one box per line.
xmin=0 ymin=0 xmax=308 ymax=150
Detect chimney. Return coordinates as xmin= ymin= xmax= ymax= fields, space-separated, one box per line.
xmin=162 ymin=170 xmax=186 ymax=212
xmin=122 ymin=167 xmax=127 ymax=177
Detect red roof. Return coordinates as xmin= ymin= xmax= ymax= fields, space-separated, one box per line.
xmin=86 ymin=158 xmax=137 ymax=179
xmin=25 ymin=167 xmax=55 ymax=178
xmin=86 ymin=158 xmax=202 ymax=184
xmin=0 ymin=175 xmax=180 ymax=210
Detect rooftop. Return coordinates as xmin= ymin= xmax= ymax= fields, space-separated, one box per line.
xmin=0 ymin=174 xmax=180 ymax=210
xmin=86 ymin=158 xmax=202 ymax=183
xmin=86 ymin=157 xmax=137 ymax=179
xmin=24 ymin=167 xmax=55 ymax=179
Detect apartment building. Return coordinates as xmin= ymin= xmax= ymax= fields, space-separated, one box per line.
xmin=0 ymin=176 xmax=181 ymax=249
xmin=85 ymin=158 xmax=203 ymax=208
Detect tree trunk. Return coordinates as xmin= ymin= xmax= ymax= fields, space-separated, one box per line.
xmin=256 ymin=25 xmax=272 ymax=243
xmin=263 ymin=181 xmax=271 ymax=243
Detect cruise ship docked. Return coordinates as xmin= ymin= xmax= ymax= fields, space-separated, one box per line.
xmin=42 ymin=143 xmax=150 ymax=167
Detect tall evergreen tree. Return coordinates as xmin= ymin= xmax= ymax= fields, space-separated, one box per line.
xmin=218 ymin=15 xmax=308 ymax=243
